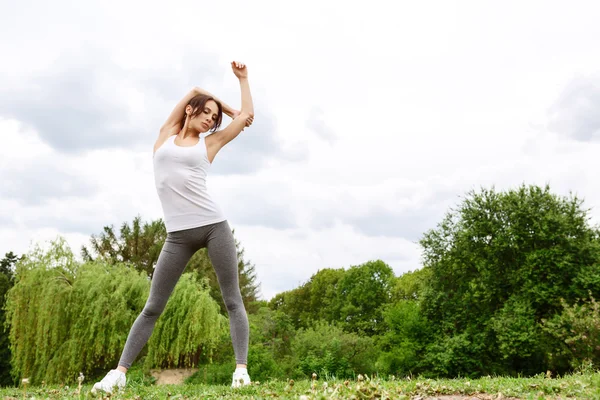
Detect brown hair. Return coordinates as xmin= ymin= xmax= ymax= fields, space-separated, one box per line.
xmin=181 ymin=93 xmax=223 ymax=132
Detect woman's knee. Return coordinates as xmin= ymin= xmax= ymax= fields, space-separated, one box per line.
xmin=141 ymin=301 xmax=165 ymax=319
xmin=223 ymin=292 xmax=245 ymax=313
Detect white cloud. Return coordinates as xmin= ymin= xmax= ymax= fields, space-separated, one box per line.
xmin=547 ymin=75 xmax=600 ymax=141
xmin=2 ymin=0 xmax=600 ymax=300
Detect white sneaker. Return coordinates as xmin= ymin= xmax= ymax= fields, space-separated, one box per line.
xmin=231 ymin=369 xmax=251 ymax=388
xmin=91 ymin=369 xmax=126 ymax=395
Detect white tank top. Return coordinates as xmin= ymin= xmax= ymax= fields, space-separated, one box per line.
xmin=153 ymin=134 xmax=226 ymax=233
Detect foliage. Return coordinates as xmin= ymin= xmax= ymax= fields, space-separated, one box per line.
xmin=0 ymin=252 xmax=19 ymax=387
xmin=376 ymin=300 xmax=432 ymax=376
xmin=6 ymin=183 xmax=600 ymax=384
xmin=269 ymin=261 xmax=394 ymax=335
xmin=391 ymin=267 xmax=431 ymax=302
xmin=189 ymin=302 xmax=296 ymax=385
xmin=335 ymin=260 xmax=394 ymax=335
xmin=191 ymin=305 xmax=379 ymax=384
xmin=81 ymin=215 xmax=166 ymax=278
xmin=490 ymin=296 xmax=544 ymax=372
xmin=5 ymin=238 xmax=224 ymax=385
xmin=419 ymin=184 xmax=600 ymax=376
xmin=0 ymin=252 xmax=18 ymax=281
xmin=542 ymin=293 xmax=600 ymax=370
xmin=308 ymin=268 xmax=345 ymax=323
xmin=291 ymin=321 xmax=378 ymax=379
xmin=246 ymin=305 xmax=296 ymax=381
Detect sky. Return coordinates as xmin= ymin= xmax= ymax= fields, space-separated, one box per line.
xmin=1 ymin=0 xmax=600 ymax=300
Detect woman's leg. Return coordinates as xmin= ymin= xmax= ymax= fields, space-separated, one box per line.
xmin=206 ymin=221 xmax=249 ymax=367
xmin=117 ymin=230 xmax=198 ymax=370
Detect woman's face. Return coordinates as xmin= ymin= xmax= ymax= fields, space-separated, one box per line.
xmin=190 ymin=100 xmax=219 ymax=133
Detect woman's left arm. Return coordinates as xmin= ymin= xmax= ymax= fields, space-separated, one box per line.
xmin=206 ymin=62 xmax=255 ymax=160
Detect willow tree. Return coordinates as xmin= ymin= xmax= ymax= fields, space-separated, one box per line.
xmin=5 ymin=238 xmax=225 ymax=385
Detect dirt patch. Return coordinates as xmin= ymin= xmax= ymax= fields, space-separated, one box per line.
xmin=150 ymin=368 xmax=198 ymax=385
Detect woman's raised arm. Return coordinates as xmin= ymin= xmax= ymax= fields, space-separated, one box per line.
xmin=206 ymin=62 xmax=255 ymax=160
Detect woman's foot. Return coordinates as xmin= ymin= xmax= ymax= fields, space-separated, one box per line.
xmin=231 ymin=368 xmax=251 ymax=388
xmin=91 ymin=369 xmax=126 ymax=394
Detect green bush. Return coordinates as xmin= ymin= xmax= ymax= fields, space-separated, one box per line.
xmin=421 ymin=332 xmax=487 ymax=378
xmin=292 ymin=322 xmax=377 ymax=379
xmin=542 ymin=293 xmax=600 ymax=370
xmin=490 ymin=296 xmax=546 ymax=375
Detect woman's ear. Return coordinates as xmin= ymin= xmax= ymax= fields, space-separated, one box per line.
xmin=185 ymin=105 xmax=193 ymax=116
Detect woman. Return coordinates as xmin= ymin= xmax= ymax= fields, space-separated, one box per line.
xmin=92 ymin=61 xmax=255 ymax=394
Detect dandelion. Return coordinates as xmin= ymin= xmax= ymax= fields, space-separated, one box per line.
xmin=357 ymin=374 xmax=364 ymax=382
xmin=76 ymin=372 xmax=85 ymax=395
xmin=22 ymin=378 xmax=30 ymax=398
xmin=312 ymin=372 xmax=317 ymax=380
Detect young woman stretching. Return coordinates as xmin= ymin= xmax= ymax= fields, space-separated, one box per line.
xmin=92 ymin=61 xmax=255 ymax=394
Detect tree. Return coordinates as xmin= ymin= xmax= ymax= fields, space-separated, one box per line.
xmin=269 ymin=282 xmax=313 ymax=329
xmin=334 ymin=260 xmax=395 ymax=336
xmin=419 ymin=184 xmax=600 ymax=376
xmin=376 ymin=300 xmax=432 ymax=376
xmin=235 ymin=237 xmax=260 ymax=313
xmin=269 ymin=261 xmax=394 ymax=335
xmin=377 ymin=267 xmax=434 ymax=376
xmin=391 ymin=267 xmax=431 ymax=302
xmin=0 ymin=252 xmax=19 ymax=386
xmin=309 ymin=268 xmax=345 ymax=322
xmin=81 ymin=216 xmax=167 ymax=278
xmin=269 ymin=268 xmax=346 ymax=329
xmin=0 ymin=252 xmax=18 ymax=281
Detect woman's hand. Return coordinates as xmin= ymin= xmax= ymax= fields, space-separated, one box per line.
xmin=232 ymin=109 xmax=254 ymax=127
xmin=231 ymin=61 xmax=248 ymax=79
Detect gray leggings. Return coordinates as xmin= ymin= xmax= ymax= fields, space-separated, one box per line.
xmin=118 ymin=220 xmax=248 ymax=368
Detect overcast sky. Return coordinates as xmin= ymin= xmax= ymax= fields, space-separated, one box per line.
xmin=2 ymin=0 xmax=600 ymax=299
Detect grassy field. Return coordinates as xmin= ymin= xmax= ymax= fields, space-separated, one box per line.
xmin=4 ymin=370 xmax=599 ymax=399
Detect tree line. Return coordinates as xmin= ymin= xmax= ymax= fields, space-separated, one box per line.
xmin=1 ymin=184 xmax=599 ymax=386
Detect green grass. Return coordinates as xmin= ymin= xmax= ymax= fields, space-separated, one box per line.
xmin=4 ymin=370 xmax=600 ymax=399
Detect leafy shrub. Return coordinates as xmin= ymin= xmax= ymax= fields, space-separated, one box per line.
xmin=292 ymin=321 xmax=377 ymax=379
xmin=542 ymin=293 xmax=600 ymax=370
